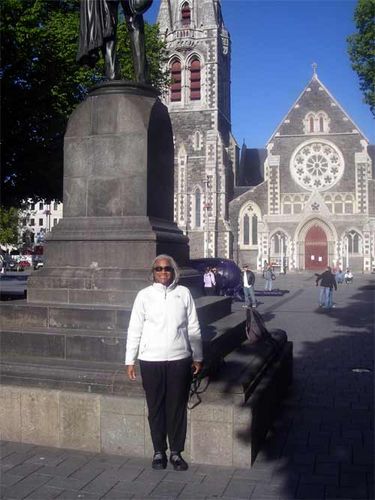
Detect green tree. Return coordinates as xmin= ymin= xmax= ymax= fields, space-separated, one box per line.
xmin=0 ymin=207 xmax=20 ymax=247
xmin=347 ymin=0 xmax=375 ymax=116
xmin=1 ymin=0 xmax=168 ymax=208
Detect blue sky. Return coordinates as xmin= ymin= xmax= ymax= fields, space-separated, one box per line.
xmin=145 ymin=0 xmax=374 ymax=148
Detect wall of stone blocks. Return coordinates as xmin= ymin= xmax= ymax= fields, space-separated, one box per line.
xmin=0 ymin=341 xmax=293 ymax=468
xmin=0 ymin=385 xmax=255 ymax=467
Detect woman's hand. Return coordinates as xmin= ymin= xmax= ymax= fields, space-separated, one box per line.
xmin=191 ymin=361 xmax=202 ymax=376
xmin=127 ymin=365 xmax=136 ymax=380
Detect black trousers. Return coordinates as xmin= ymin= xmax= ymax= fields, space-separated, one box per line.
xmin=139 ymin=358 xmax=192 ymax=453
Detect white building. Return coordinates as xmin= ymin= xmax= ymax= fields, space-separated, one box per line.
xmin=20 ymin=200 xmax=63 ymax=246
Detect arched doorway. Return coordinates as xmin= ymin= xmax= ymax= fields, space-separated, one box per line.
xmin=305 ymin=225 xmax=327 ymax=270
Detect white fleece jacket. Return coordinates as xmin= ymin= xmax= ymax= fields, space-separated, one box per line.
xmin=125 ymin=282 xmax=203 ymax=365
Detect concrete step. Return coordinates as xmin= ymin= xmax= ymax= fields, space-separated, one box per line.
xmin=0 ymin=298 xmax=238 ymax=364
xmin=0 ymin=331 xmax=291 ymax=403
xmin=0 ymin=296 xmax=231 ymax=332
xmin=27 ymin=266 xmax=203 ymax=306
xmin=0 ymin=339 xmax=293 ymax=467
xmin=0 ymin=356 xmax=138 ymax=395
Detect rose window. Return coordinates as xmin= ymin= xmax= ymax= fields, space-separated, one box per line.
xmin=290 ymin=141 xmax=344 ymax=191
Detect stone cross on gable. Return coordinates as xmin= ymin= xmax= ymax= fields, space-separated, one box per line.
xmin=312 ymin=62 xmax=318 ymax=76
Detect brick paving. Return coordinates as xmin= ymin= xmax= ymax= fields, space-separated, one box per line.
xmin=1 ymin=274 xmax=374 ymax=499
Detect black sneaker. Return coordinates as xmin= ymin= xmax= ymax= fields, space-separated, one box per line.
xmin=170 ymin=452 xmax=188 ymax=471
xmin=152 ymin=451 xmax=167 ymax=470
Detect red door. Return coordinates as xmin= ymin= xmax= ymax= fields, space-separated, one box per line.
xmin=305 ymin=225 xmax=327 ymax=270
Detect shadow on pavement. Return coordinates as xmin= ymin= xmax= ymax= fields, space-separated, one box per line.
xmin=200 ymin=279 xmax=374 ymax=499
xmin=251 ymin=279 xmax=374 ymax=499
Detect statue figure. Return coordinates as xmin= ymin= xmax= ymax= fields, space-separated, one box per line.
xmin=77 ymin=0 xmax=153 ymax=82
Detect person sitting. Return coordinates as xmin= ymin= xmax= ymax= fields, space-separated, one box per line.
xmin=344 ymin=268 xmax=353 ymax=284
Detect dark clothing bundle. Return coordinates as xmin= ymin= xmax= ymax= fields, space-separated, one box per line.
xmin=243 ymin=270 xmax=255 ymax=286
xmin=316 ymin=270 xmax=337 ymax=290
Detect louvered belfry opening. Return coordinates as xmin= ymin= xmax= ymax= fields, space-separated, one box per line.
xmin=181 ymin=2 xmax=191 ymax=26
xmin=190 ymin=58 xmax=201 ymax=101
xmin=170 ymin=59 xmax=182 ymax=102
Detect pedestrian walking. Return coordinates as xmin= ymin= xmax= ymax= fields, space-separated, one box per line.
xmin=242 ymin=264 xmax=256 ymax=308
xmin=203 ymin=267 xmax=216 ymax=295
xmin=335 ymin=268 xmax=344 ymax=284
xmin=125 ymin=254 xmax=203 ymax=471
xmin=263 ymin=264 xmax=275 ymax=292
xmin=316 ymin=266 xmax=337 ymax=309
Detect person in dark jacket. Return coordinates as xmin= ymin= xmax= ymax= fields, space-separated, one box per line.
xmin=316 ymin=266 xmax=337 ymax=309
xmin=242 ymin=265 xmax=256 ymax=308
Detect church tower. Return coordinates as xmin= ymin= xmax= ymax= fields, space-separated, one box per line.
xmin=157 ymin=0 xmax=237 ymax=258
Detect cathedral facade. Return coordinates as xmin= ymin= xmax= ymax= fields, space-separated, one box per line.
xmin=157 ymin=0 xmax=237 ymax=258
xmin=158 ymin=1 xmax=375 ymax=273
xmin=230 ymin=71 xmax=375 ymax=273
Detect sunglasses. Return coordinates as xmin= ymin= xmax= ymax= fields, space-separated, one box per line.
xmin=153 ymin=266 xmax=173 ymax=272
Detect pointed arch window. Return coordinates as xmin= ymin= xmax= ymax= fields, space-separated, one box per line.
xmin=252 ymin=215 xmax=258 ymax=245
xmin=334 ymin=195 xmax=343 ymax=214
xmin=190 ymin=58 xmax=201 ymax=101
xmin=274 ymin=235 xmax=280 ymax=254
xmin=319 ymin=116 xmax=324 ymax=132
xmin=194 ymin=188 xmax=201 ymax=227
xmin=344 ymin=195 xmax=354 ymax=214
xmin=309 ymin=116 xmax=314 ymax=133
xmin=243 ymin=214 xmax=250 ymax=245
xmin=304 ymin=112 xmax=330 ymax=134
xmin=170 ymin=59 xmax=182 ymax=102
xmin=181 ymin=2 xmax=191 ymax=26
xmin=348 ymin=231 xmax=361 ymax=254
xmin=240 ymin=204 xmax=260 ymax=248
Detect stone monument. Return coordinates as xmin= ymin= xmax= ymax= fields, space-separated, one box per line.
xmin=28 ymin=0 xmax=199 ymax=306
xmin=27 ymin=81 xmax=199 ymax=306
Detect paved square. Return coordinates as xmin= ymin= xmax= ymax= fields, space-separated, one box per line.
xmin=1 ymin=274 xmax=373 ymax=499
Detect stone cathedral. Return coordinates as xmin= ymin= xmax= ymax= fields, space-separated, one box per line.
xmin=157 ymin=0 xmax=237 ymax=258
xmin=157 ymin=1 xmax=375 ymax=273
xmin=230 ymin=70 xmax=374 ymax=273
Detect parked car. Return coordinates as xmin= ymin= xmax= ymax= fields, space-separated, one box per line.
xmin=17 ymin=260 xmax=31 ymax=271
xmin=3 ymin=255 xmax=17 ymax=272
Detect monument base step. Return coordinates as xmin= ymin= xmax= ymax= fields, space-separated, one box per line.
xmin=0 ymin=298 xmax=241 ymax=366
xmin=0 ymin=339 xmax=292 ymax=467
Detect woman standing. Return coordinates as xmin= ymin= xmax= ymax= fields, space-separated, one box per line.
xmin=203 ymin=267 xmax=216 ymax=295
xmin=125 ymin=255 xmax=203 ymax=471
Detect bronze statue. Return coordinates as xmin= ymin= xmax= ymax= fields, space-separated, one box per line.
xmin=77 ymin=0 xmax=153 ymax=82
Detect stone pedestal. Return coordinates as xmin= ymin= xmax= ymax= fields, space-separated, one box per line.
xmin=28 ymin=82 xmax=197 ymax=306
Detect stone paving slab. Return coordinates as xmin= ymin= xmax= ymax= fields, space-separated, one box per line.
xmin=0 ymin=275 xmax=374 ymax=499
